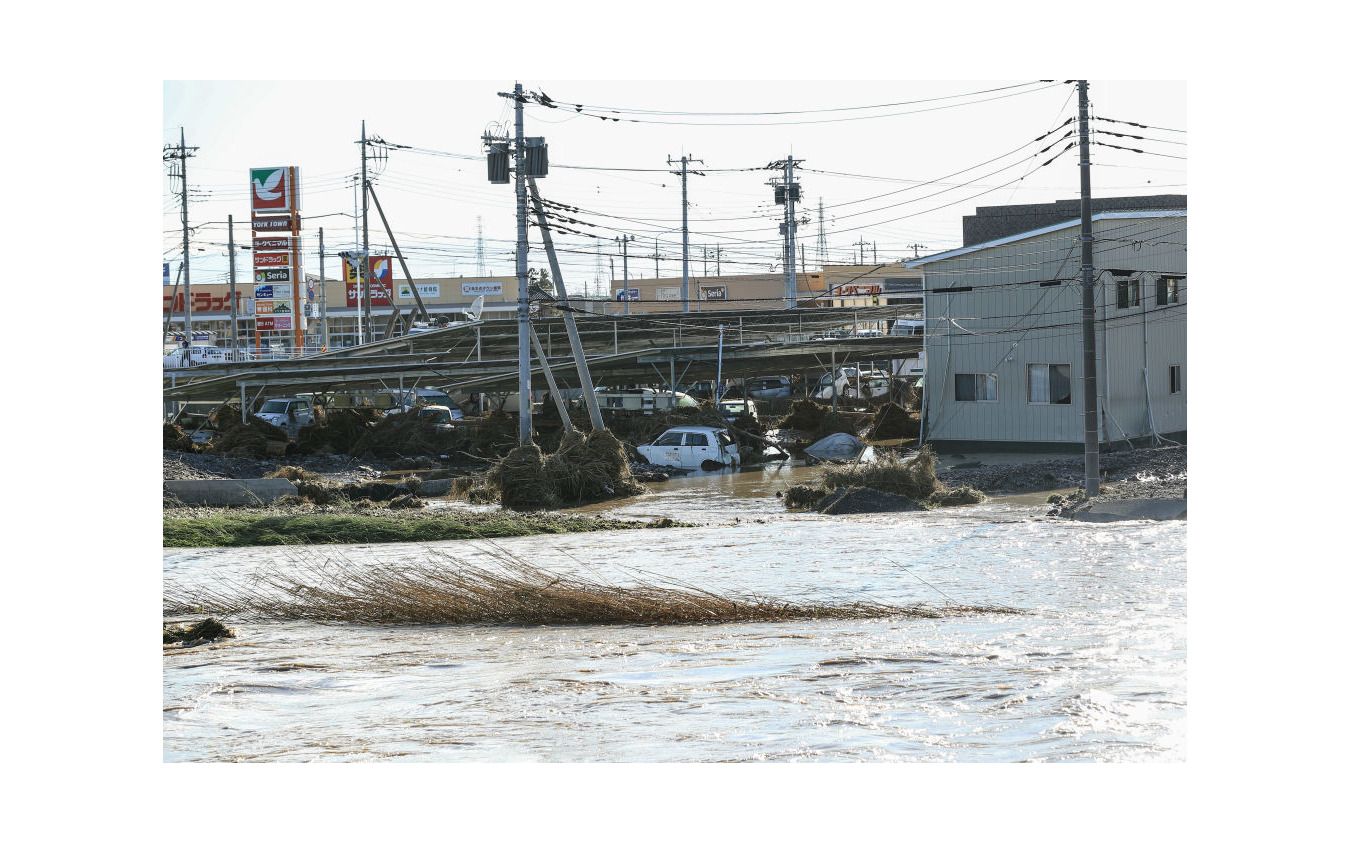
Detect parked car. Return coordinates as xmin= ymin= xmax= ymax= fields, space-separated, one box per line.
xmin=717 ymin=399 xmax=759 ymax=425
xmin=636 ymin=426 xmax=741 ymax=469
xmin=746 ymin=376 xmax=791 ymax=400
xmin=253 ymin=397 xmax=315 ymax=439
xmin=383 ymin=389 xmax=465 ymax=420
xmin=413 ymin=405 xmax=457 ymax=431
xmin=813 ymin=368 xmax=887 ymax=400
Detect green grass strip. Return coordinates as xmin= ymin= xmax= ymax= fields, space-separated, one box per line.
xmin=164 ymin=510 xmax=669 ymax=548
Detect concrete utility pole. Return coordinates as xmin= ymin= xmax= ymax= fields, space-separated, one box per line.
xmin=164 ymin=129 xmax=197 ymax=364
xmin=318 ymin=227 xmax=329 ymax=349
xmin=616 ymin=234 xmax=633 ymax=315
xmin=1077 ymin=79 xmax=1102 ymax=497
xmin=668 ymin=154 xmax=703 ymax=313
xmin=907 ymin=243 xmax=927 ymax=259
xmin=853 ymin=237 xmax=867 ymax=264
xmin=228 ymin=214 xmax=238 ymax=351
xmin=512 ymin=84 xmax=532 ymax=444
xmin=785 ymin=155 xmax=800 ymax=308
xmin=360 ymin=120 xmax=375 ymax=343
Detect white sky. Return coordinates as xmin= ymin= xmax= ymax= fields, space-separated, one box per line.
xmin=163 ymin=78 xmax=1185 ymax=295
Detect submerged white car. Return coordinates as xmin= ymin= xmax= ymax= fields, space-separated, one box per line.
xmin=636 ymin=425 xmax=740 ymax=469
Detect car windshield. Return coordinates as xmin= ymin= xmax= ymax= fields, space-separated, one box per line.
xmin=420 ymin=408 xmax=451 ymax=423
xmin=259 ymin=400 xmax=290 ymax=414
xmin=720 ymin=402 xmax=746 ymax=414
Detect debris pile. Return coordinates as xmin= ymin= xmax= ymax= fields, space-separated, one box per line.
xmin=868 ymin=402 xmax=921 ymax=440
xmin=783 ymin=445 xmax=986 ymax=512
xmin=205 ymin=417 xmax=290 ymax=458
xmin=779 ymin=400 xmax=859 ymax=439
xmin=465 ymin=428 xmax=645 ymax=510
xmin=163 ymin=422 xmax=197 ymax=453
xmin=163 ymin=617 xmax=235 ymax=648
xmin=296 ymin=407 xmax=383 ymax=455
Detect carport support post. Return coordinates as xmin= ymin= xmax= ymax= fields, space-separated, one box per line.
xmin=529 ymin=325 xmax=574 ymax=434
xmin=240 ymin=385 xmax=248 ymax=421
xmin=831 ymin=348 xmax=838 ymax=413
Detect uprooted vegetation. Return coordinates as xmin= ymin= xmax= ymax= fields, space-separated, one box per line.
xmin=163 ymin=551 xmax=1021 ymax=626
xmin=783 ymin=445 xmax=986 ymax=512
xmin=456 ymin=429 xmax=646 ymax=510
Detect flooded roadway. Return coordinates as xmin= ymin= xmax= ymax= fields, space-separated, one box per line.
xmin=163 ymin=462 xmax=1185 ymax=762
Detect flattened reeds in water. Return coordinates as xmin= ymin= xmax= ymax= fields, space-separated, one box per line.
xmin=162 ymin=551 xmax=1018 ymax=626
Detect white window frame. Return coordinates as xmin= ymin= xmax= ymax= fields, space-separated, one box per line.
xmin=1027 ymin=363 xmax=1073 ymax=405
xmin=955 ymin=373 xmax=997 ymax=403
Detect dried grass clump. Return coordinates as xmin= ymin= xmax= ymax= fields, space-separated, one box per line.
xmin=478 ymin=429 xmax=644 ymax=510
xmin=820 ymin=446 xmax=940 ymax=501
xmin=869 ymin=402 xmax=920 ymax=441
xmin=472 ymin=410 xmax=521 ymax=456
xmin=786 ymin=445 xmax=984 ymax=511
xmin=206 ymin=418 xmax=289 ymax=458
xmin=781 ymin=400 xmax=828 ymax=432
xmin=929 ymin=486 xmax=986 ymax=506
xmin=783 ymin=484 xmax=828 ymax=509
xmin=296 ymin=407 xmax=383 ymax=455
xmin=163 ymin=422 xmax=197 ymax=452
xmin=163 ymin=552 xmax=1020 ymax=626
xmin=163 ymin=617 xmax=234 ymax=646
xmin=265 ymin=465 xmax=322 ymax=483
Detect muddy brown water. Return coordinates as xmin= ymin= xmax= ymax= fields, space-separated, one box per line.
xmin=164 ymin=462 xmax=1185 ymax=762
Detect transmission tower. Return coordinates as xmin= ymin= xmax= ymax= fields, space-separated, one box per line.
xmin=476 ymin=216 xmax=486 ymax=276
xmin=817 ymin=197 xmax=827 ymax=269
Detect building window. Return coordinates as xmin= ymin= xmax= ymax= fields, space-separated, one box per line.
xmin=1170 ymin=365 xmax=1182 ymax=394
xmin=955 ymin=373 xmax=997 ymax=402
xmin=1157 ymin=276 xmax=1180 ymax=305
xmin=1116 ymin=278 xmax=1141 ymax=309
xmin=1027 ymin=363 xmax=1072 ymax=405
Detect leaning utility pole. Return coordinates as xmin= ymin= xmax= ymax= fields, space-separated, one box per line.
xmin=668 ymin=154 xmax=703 ymax=313
xmin=164 ymin=129 xmax=197 ymax=364
xmin=1077 ymin=79 xmax=1102 ymax=497
xmin=228 ymin=214 xmax=238 ymax=351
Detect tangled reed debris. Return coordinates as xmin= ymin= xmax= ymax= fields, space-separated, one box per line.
xmin=163 ymin=617 xmax=234 ymax=647
xmin=475 ymin=428 xmax=645 ymax=510
xmin=784 ymin=445 xmax=985 ymax=511
xmin=163 ymin=422 xmax=197 ymax=453
xmin=163 ymin=552 xmax=1019 ymax=626
xmin=868 ymin=402 xmax=921 ymax=441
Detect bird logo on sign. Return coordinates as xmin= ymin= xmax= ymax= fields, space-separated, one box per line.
xmin=250 ymin=167 xmax=290 ymax=212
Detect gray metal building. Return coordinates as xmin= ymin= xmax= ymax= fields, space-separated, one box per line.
xmin=907 ymin=210 xmax=1186 ymax=450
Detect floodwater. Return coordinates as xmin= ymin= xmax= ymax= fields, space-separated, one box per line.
xmin=163 ymin=462 xmax=1185 ymax=762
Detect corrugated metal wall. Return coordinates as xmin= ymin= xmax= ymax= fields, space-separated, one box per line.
xmin=923 ymin=214 xmax=1186 ymax=445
